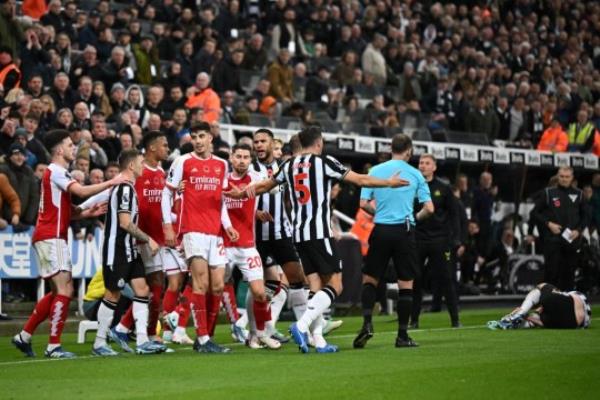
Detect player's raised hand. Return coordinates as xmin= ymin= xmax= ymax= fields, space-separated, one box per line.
xmin=163 ymin=223 xmax=177 ymax=248
xmin=256 ymin=210 xmax=273 ymax=222
xmin=89 ymin=202 xmax=108 ymax=217
xmin=109 ymin=173 xmax=127 ymax=186
xmin=225 ymin=226 xmax=239 ymax=242
xmin=388 ymin=172 xmax=410 ymax=188
xmin=224 ymin=183 xmax=246 ymax=199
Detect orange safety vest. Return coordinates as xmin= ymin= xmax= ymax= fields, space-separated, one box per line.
xmin=350 ymin=208 xmax=375 ymax=256
xmin=0 ymin=63 xmax=21 ymax=90
xmin=592 ymin=131 xmax=600 ymax=157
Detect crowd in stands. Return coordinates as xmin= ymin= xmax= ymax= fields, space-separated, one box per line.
xmin=1 ymin=0 xmax=600 ymax=300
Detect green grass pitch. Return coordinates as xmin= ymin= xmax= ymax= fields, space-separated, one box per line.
xmin=0 ymin=307 xmax=598 ymax=400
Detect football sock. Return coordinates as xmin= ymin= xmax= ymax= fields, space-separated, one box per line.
xmin=147 ymin=285 xmax=162 ymax=336
xmin=289 ymin=283 xmax=308 ymax=321
xmin=245 ymin=290 xmax=256 ymax=334
xmin=207 ymin=293 xmax=222 ymax=337
xmin=297 ymin=286 xmax=337 ymax=333
xmin=396 ymin=289 xmax=413 ymax=340
xmin=163 ymin=289 xmax=178 ymax=314
xmin=116 ymin=305 xmax=133 ymax=333
xmin=133 ymin=296 xmax=150 ymax=346
xmin=23 ymin=292 xmax=54 ymax=339
xmin=94 ymin=299 xmax=117 ymax=348
xmin=190 ymin=292 xmax=209 ymax=344
xmin=222 ymin=283 xmax=240 ymax=323
xmin=178 ymin=285 xmax=193 ymax=328
xmin=310 ymin=314 xmax=327 ymax=348
xmin=270 ymin=283 xmax=288 ymax=325
xmin=519 ymin=287 xmax=541 ymax=314
xmin=361 ymin=283 xmax=377 ymax=324
xmin=253 ymin=299 xmax=270 ymax=335
xmin=48 ymin=294 xmax=70 ymax=346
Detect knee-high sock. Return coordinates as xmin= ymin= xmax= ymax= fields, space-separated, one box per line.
xmin=518 ymin=288 xmax=541 ymax=314
xmin=288 ymin=283 xmax=308 ymax=321
xmin=296 ymin=286 xmax=337 ymax=333
xmin=147 ymin=285 xmax=162 ymax=336
xmin=207 ymin=293 xmax=222 ymax=337
xmin=133 ymin=296 xmax=150 ymax=346
xmin=190 ymin=292 xmax=209 ymax=343
xmin=22 ymin=293 xmax=54 ymax=339
xmin=253 ymin=299 xmax=270 ymax=335
xmin=270 ymin=284 xmax=288 ymax=324
xmin=94 ymin=299 xmax=117 ymax=348
xmin=396 ymin=289 xmax=412 ymax=340
xmin=177 ymin=285 xmax=193 ymax=328
xmin=222 ymin=283 xmax=240 ymax=323
xmin=310 ymin=314 xmax=327 ymax=348
xmin=116 ymin=304 xmax=133 ymax=333
xmin=245 ymin=289 xmax=256 ymax=334
xmin=163 ymin=289 xmax=179 ymax=314
xmin=361 ymin=283 xmax=377 ymax=324
xmin=411 ymin=277 xmax=423 ymax=323
xmin=48 ymin=295 xmax=70 ymax=346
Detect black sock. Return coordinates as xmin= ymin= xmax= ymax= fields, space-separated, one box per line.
xmin=397 ymin=289 xmax=413 ymax=340
xmin=361 ymin=283 xmax=377 ymax=324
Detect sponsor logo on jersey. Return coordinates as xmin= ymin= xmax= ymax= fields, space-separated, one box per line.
xmin=553 ymin=197 xmax=560 ymax=207
xmin=191 ymin=167 xmax=198 ymax=173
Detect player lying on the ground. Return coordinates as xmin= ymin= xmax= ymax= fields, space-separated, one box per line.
xmin=487 ymin=283 xmax=591 ymax=330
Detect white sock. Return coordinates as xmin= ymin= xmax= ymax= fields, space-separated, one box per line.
xmin=115 ymin=323 xmax=129 ymax=334
xmin=236 ymin=311 xmax=248 ymax=329
xmin=174 ymin=326 xmax=186 ymax=336
xmin=519 ymin=288 xmax=541 ymax=314
xmin=270 ymin=287 xmax=288 ymax=324
xmin=19 ymin=330 xmax=32 ymax=343
xmin=289 ymin=287 xmax=308 ymax=321
xmin=310 ymin=314 xmax=327 ymax=348
xmin=94 ymin=300 xmax=116 ymax=348
xmin=199 ymin=335 xmax=210 ymax=344
xmin=297 ymin=288 xmax=336 ymax=333
xmin=133 ymin=297 xmax=150 ymax=346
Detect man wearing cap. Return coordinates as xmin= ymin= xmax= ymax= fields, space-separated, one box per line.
xmin=0 ymin=44 xmax=21 ymax=92
xmin=78 ymin=9 xmax=102 ymax=49
xmin=305 ymin=65 xmax=332 ymax=103
xmin=0 ymin=142 xmax=39 ymax=225
xmin=133 ymin=35 xmax=160 ymax=85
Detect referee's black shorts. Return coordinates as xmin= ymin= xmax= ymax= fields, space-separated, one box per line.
xmin=364 ymin=223 xmax=418 ymax=281
xmin=104 ymin=253 xmax=145 ymax=292
xmin=256 ymin=238 xmax=300 ymax=268
xmin=295 ymin=238 xmax=342 ymax=276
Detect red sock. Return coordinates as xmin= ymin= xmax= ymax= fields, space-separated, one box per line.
xmin=24 ymin=293 xmax=54 ymax=335
xmin=190 ymin=293 xmax=208 ymax=337
xmin=163 ymin=289 xmax=178 ymax=314
xmin=222 ymin=283 xmax=239 ymax=323
xmin=48 ymin=295 xmax=71 ymax=345
xmin=207 ymin=293 xmax=222 ymax=337
xmin=253 ymin=299 xmax=269 ymax=331
xmin=147 ymin=285 xmax=162 ymax=336
xmin=120 ymin=305 xmax=134 ymax=330
xmin=178 ymin=285 xmax=193 ymax=328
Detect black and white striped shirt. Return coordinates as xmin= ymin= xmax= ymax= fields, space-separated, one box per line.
xmin=103 ymin=182 xmax=139 ymax=266
xmin=251 ymin=159 xmax=293 ymax=241
xmin=273 ymin=154 xmax=349 ymax=242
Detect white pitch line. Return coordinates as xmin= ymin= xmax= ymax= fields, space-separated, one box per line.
xmin=0 ymin=319 xmax=595 ymax=367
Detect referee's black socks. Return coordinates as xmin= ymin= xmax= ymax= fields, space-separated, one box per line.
xmin=396 ymin=289 xmax=413 ymax=340
xmin=361 ymin=283 xmax=377 ymax=324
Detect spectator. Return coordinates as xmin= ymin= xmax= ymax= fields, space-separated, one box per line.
xmin=0 ymin=0 xmax=24 ymax=57
xmin=74 ymin=154 xmax=90 ymax=179
xmin=361 ymin=34 xmax=387 ymax=87
xmin=270 ymin=7 xmax=307 ymax=58
xmin=78 ymin=10 xmax=101 ymax=49
xmin=242 ymin=34 xmax=267 ymax=71
xmin=102 ymin=46 xmax=130 ymax=91
xmin=465 ymin=95 xmax=500 ymax=143
xmin=305 ymin=65 xmax=331 ymax=104
xmin=13 ymin=129 xmax=37 ymax=167
xmin=133 ymin=35 xmax=160 ymax=85
xmin=193 ymin=38 xmax=218 ymax=76
xmin=211 ymin=49 xmax=245 ymax=95
xmin=234 ymin=95 xmax=259 ymax=125
xmin=567 ymin=109 xmax=597 ymax=152
xmin=472 ymin=172 xmax=498 ymax=256
xmin=332 ymin=50 xmax=358 ymax=87
xmin=267 ymin=48 xmax=293 ymax=104
xmin=48 ymin=72 xmax=77 ymax=110
xmin=22 ymin=113 xmax=49 ymax=162
xmin=0 ymin=171 xmax=20 ymax=230
xmin=185 ymin=72 xmax=221 ymax=123
xmin=0 ymin=142 xmax=39 ymax=225
xmin=0 ymin=45 xmax=21 ymax=93
xmin=537 ymin=119 xmax=569 ymax=153
xmin=397 ymin=62 xmax=422 ymax=103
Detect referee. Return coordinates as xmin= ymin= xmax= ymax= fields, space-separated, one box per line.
xmin=353 ymin=134 xmax=434 ymax=349
xmin=410 ymin=154 xmax=461 ymax=329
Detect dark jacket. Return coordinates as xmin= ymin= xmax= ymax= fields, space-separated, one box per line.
xmin=0 ymin=162 xmax=39 ymax=225
xmin=416 ymin=177 xmax=461 ymax=246
xmin=465 ymin=107 xmax=500 ymax=142
xmin=211 ymin=57 xmax=243 ymax=94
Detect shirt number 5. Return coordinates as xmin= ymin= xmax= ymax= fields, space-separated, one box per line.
xmin=294 ymin=173 xmax=311 ymax=205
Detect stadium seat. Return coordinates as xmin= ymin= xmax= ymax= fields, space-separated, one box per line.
xmin=77 ymin=320 xmax=99 ymax=344
xmin=445 ymin=130 xmax=490 ymax=145
xmin=344 ymin=122 xmax=369 ymax=136
xmin=240 ymin=69 xmax=262 ymax=93
xmin=248 ymin=113 xmax=273 ymax=127
xmin=318 ymin=119 xmax=342 ymax=133
xmin=139 ymin=19 xmax=153 ymax=34
xmin=275 ymin=116 xmax=303 ymax=130
xmin=79 ymin=0 xmax=100 ymax=11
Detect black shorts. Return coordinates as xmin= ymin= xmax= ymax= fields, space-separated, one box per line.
xmin=539 ymin=284 xmax=578 ymax=329
xmin=256 ymin=238 xmax=299 ymax=268
xmin=295 ymin=238 xmax=342 ymax=276
xmin=364 ymin=224 xmax=418 ymax=281
xmin=103 ymin=253 xmax=145 ymax=292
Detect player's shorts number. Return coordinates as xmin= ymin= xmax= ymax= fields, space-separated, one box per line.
xmin=247 ymin=256 xmax=262 ymax=269
xmin=294 ymin=173 xmax=311 ymax=204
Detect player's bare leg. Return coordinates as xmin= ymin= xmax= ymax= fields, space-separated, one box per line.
xmin=248 ymin=279 xmax=281 ymax=349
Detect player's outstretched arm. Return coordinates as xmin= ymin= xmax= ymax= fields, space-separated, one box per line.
xmin=69 ymin=174 xmax=125 ymax=199
xmin=343 ymin=170 xmax=410 ymax=188
xmin=225 ymin=178 xmax=278 ymax=199
xmin=416 ymin=201 xmax=434 ymax=221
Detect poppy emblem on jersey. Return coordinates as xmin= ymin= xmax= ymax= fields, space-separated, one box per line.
xmin=203 ymin=166 xmax=210 ymax=173
xmin=553 ymin=198 xmax=560 ymax=207
xmin=153 ymin=177 xmax=160 ymax=185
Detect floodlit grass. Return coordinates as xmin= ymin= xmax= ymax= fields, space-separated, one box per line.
xmin=0 ymin=307 xmax=598 ymax=400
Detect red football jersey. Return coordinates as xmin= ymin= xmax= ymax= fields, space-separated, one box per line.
xmin=135 ymin=164 xmax=166 ymax=245
xmin=32 ymin=163 xmax=76 ymax=243
xmin=223 ymin=171 xmax=259 ymax=248
xmin=165 ymin=153 xmax=228 ymax=236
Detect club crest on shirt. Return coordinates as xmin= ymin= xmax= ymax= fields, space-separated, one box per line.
xmin=434 ymin=190 xmax=442 ymax=197
xmin=552 ymin=197 xmax=560 ymax=207
xmin=214 ymin=166 xmax=222 ymax=175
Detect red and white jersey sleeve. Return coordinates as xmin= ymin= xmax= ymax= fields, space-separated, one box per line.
xmin=167 ymin=153 xmax=229 ymax=236
xmin=32 ymin=163 xmax=76 ymax=243
xmin=223 ymin=171 xmax=259 ymax=248
xmin=135 ymin=164 xmax=166 ymax=245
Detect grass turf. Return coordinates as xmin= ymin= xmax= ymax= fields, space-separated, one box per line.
xmin=0 ymin=307 xmax=598 ymax=400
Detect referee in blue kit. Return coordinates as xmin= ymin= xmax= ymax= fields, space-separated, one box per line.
xmin=353 ymin=134 xmax=434 ymax=349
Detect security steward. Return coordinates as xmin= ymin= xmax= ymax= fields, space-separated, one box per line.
xmin=0 ymin=45 xmax=21 ymax=92
xmin=410 ymin=154 xmax=461 ymax=328
xmin=353 ymin=134 xmax=434 ymax=349
xmin=530 ymin=166 xmax=590 ymax=291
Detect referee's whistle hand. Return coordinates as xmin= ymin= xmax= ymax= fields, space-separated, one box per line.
xmin=388 ymin=172 xmax=410 ymax=188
